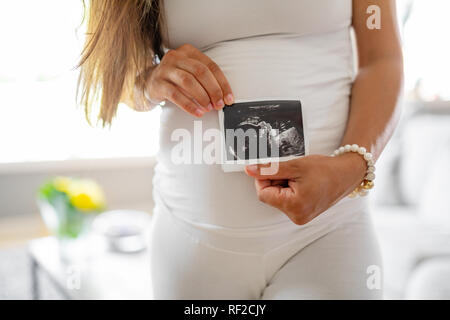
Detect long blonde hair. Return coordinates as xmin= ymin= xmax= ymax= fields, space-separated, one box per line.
xmin=77 ymin=0 xmax=167 ymax=126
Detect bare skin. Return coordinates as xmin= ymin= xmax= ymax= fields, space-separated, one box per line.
xmin=144 ymin=43 xmax=235 ymax=117
xmin=142 ymin=0 xmax=403 ymax=226
xmin=245 ymin=0 xmax=404 ymax=225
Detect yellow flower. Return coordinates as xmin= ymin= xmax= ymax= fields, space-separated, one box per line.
xmin=53 ymin=176 xmax=72 ymax=194
xmin=53 ymin=177 xmax=106 ymax=212
xmin=70 ymin=192 xmax=103 ymax=211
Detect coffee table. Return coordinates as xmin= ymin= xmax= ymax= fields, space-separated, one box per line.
xmin=28 ymin=236 xmax=153 ymax=299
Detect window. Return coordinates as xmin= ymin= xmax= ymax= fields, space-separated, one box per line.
xmin=0 ymin=1 xmax=161 ymax=164
xmin=402 ymin=0 xmax=450 ymax=101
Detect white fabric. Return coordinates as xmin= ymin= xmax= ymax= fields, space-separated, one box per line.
xmin=150 ymin=0 xmax=382 ymax=299
xmin=163 ymin=0 xmax=352 ymax=51
xmin=149 ymin=198 xmax=382 ymax=299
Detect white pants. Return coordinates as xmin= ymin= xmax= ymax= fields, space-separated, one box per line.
xmin=149 ymin=199 xmax=383 ymax=300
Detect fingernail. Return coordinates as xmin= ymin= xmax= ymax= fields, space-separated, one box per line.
xmin=246 ymin=165 xmax=258 ymax=174
xmin=225 ymin=93 xmax=234 ymax=105
xmin=206 ymin=103 xmax=213 ymax=111
xmin=215 ymin=99 xmax=224 ymax=109
xmin=195 ymin=109 xmax=204 ymax=117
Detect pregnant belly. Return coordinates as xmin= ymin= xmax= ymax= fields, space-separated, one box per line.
xmin=153 ymin=29 xmax=355 ymax=228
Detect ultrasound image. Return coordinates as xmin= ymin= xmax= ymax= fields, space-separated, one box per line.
xmin=222 ymin=100 xmax=305 ymax=161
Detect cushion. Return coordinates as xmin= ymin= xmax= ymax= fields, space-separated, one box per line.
xmin=399 ymin=113 xmax=450 ymax=206
xmin=418 ymin=138 xmax=450 ymax=230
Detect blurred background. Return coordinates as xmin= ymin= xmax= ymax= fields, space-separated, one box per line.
xmin=0 ymin=0 xmax=449 ymax=300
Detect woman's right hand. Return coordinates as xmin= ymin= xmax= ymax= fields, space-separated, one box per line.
xmin=145 ymin=43 xmax=235 ymax=117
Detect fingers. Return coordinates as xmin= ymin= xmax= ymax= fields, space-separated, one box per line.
xmin=155 ymin=44 xmax=235 ymax=117
xmin=271 ymin=179 xmax=289 ymax=187
xmin=179 ymin=44 xmax=234 ymax=109
xmin=204 ymin=59 xmax=234 ymax=108
xmin=166 ymin=68 xmax=213 ymax=112
xmin=255 ymin=179 xmax=272 ymax=189
xmin=254 ymin=179 xmax=292 ymax=211
xmin=244 ymin=160 xmax=302 ymax=180
xmin=254 ymin=179 xmax=312 ymax=225
xmin=160 ymin=80 xmax=206 ymax=117
xmin=256 ymin=179 xmax=288 ymax=188
xmin=176 ymin=57 xmax=230 ymax=110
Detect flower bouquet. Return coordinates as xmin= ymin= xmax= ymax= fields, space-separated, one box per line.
xmin=37 ymin=176 xmax=106 ymax=261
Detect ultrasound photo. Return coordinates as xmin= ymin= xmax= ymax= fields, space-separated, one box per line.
xmin=218 ymin=99 xmax=306 ymax=171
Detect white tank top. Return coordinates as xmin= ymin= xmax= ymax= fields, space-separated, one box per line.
xmin=153 ymin=0 xmax=366 ymax=229
xmin=163 ymin=0 xmax=352 ymax=50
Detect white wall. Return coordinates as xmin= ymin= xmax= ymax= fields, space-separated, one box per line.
xmin=0 ymin=158 xmax=156 ymax=218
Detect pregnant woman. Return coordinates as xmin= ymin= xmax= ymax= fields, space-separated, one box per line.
xmin=78 ymin=0 xmax=403 ymax=299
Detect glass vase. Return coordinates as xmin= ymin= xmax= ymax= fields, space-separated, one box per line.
xmin=38 ymin=199 xmax=96 ymax=262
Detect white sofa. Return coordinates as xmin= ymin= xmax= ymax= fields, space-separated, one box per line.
xmin=369 ymin=106 xmax=450 ymax=299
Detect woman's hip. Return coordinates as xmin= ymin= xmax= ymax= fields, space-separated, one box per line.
xmin=151 ymin=180 xmax=371 ymax=255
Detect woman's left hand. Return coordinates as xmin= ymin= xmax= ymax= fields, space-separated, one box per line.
xmin=244 ymin=153 xmax=367 ymax=225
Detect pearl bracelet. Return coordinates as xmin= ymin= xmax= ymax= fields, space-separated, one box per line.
xmin=330 ymin=144 xmax=375 ymax=197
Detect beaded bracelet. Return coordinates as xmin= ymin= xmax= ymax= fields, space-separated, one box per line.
xmin=330 ymin=144 xmax=375 ymax=197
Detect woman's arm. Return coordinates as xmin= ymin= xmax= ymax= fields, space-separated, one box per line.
xmin=244 ymin=0 xmax=404 ymax=225
xmin=341 ymin=0 xmax=404 ymax=171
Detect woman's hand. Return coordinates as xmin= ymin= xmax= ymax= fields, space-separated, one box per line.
xmin=244 ymin=153 xmax=367 ymax=225
xmin=144 ymin=43 xmax=234 ymax=117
